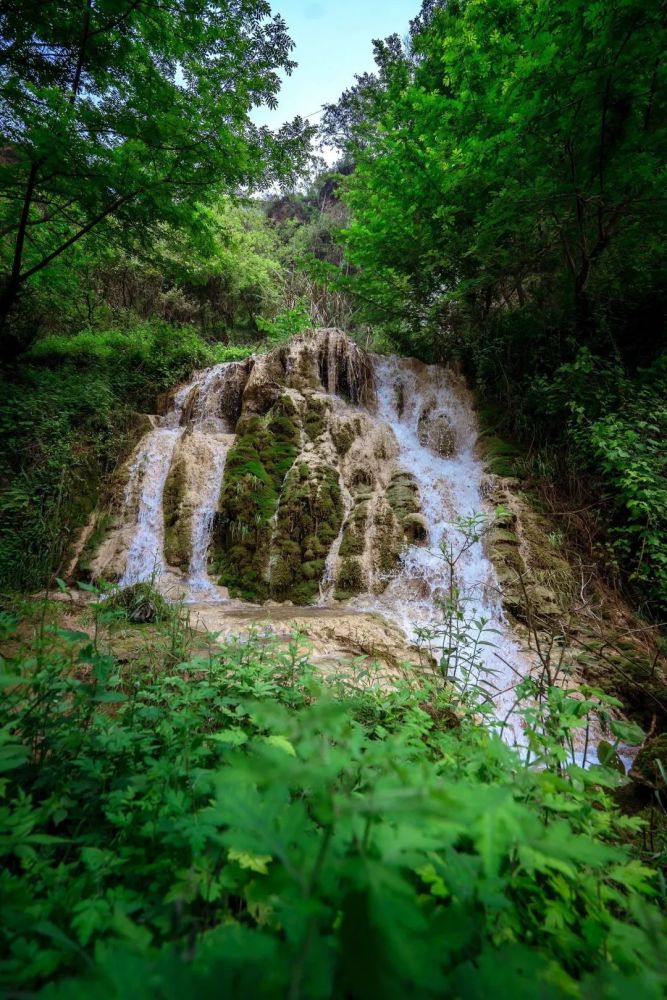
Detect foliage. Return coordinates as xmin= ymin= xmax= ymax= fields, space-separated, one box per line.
xmin=0 ymin=610 xmax=665 ymax=996
xmin=103 ymin=582 xmax=170 ymax=625
xmin=531 ymin=350 xmax=667 ymax=615
xmin=257 ymin=302 xmax=311 ymax=342
xmin=322 ymin=0 xmax=667 ymax=615
xmin=0 ymin=0 xmax=314 ymax=353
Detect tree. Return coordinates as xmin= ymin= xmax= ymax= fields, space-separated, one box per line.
xmin=333 ymin=0 xmax=667 ymax=348
xmin=0 ymin=0 xmax=314 ymax=357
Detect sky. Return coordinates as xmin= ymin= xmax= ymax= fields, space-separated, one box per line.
xmin=253 ymin=0 xmax=417 ymax=142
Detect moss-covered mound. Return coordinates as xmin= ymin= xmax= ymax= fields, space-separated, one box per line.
xmin=335 ymin=555 xmax=364 ymax=600
xmin=269 ymin=462 xmax=343 ymax=604
xmin=163 ymin=456 xmax=189 ymax=569
xmin=340 ymin=496 xmax=370 ymax=558
xmin=214 ymin=407 xmax=300 ymax=601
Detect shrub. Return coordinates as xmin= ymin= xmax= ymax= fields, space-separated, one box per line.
xmin=103 ymin=582 xmax=170 ymax=624
xmin=0 ymin=617 xmax=665 ymax=996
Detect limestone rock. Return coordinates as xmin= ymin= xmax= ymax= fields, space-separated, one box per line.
xmin=418 ymin=403 xmax=455 ymax=457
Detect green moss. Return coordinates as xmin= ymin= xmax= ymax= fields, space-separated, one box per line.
xmin=350 ymin=467 xmax=375 ymax=491
xmin=488 ymin=527 xmax=520 ymax=547
xmin=374 ymin=502 xmax=402 ymax=577
xmin=268 ymin=463 xmax=344 ymax=604
xmin=163 ymin=458 xmax=191 ymax=569
xmin=213 ymin=406 xmax=300 ymax=600
xmin=340 ymin=499 xmax=369 ymax=557
xmin=303 ymin=395 xmax=329 ymax=442
xmin=480 ymin=435 xmax=522 ymax=477
xmin=331 ymin=419 xmax=359 ymax=457
xmin=75 ymin=512 xmax=113 ymax=579
xmin=335 ymin=556 xmax=364 ymax=599
xmin=386 ymin=472 xmax=420 ymax=522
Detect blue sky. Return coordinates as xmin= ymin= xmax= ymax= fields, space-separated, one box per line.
xmin=254 ymin=0 xmax=417 ymax=134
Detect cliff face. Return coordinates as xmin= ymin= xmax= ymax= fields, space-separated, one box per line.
xmin=85 ymin=330 xmax=434 ymax=604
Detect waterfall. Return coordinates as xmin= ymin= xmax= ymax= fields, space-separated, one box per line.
xmin=118 ymin=427 xmax=184 ymax=587
xmin=92 ymin=335 xmax=531 ymax=742
xmin=112 ymin=362 xmax=245 ymax=598
xmin=352 ymin=356 xmax=530 ymax=743
xmin=184 ymin=436 xmax=230 ymax=599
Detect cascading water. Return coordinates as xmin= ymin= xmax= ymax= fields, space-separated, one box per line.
xmin=184 ymin=436 xmax=230 ymax=598
xmin=118 ymin=376 xmax=196 ymax=586
xmin=118 ymin=427 xmax=184 ymax=586
xmin=352 ymin=357 xmax=530 ymax=743
xmin=88 ymin=332 xmax=636 ymax=760
xmin=94 ymin=335 xmax=530 ymax=742
xmin=114 ymin=362 xmax=245 ymax=598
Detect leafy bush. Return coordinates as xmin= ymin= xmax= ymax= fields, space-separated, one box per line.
xmin=0 ymin=618 xmax=665 ymax=997
xmin=528 ymin=350 xmax=667 ymax=617
xmin=103 ymin=582 xmax=171 ymax=624
xmin=257 ymin=303 xmax=311 ymax=343
xmin=26 ymin=321 xmax=252 ymax=384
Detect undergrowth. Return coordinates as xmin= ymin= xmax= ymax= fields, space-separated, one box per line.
xmin=0 ymin=601 xmax=666 ymax=998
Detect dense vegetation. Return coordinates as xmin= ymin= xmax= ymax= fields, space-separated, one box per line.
xmin=1 ymin=0 xmax=666 ymax=994
xmin=322 ymin=0 xmax=667 ymax=619
xmin=0 ymin=606 xmax=665 ymax=997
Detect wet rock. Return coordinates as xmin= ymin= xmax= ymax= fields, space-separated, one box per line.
xmin=630 ymin=735 xmax=667 ymax=790
xmin=402 ymin=513 xmax=428 ymax=545
xmin=241 ymin=351 xmax=287 ymax=416
xmin=418 ymin=404 xmax=455 ymax=457
xmin=335 ymin=556 xmax=365 ymax=599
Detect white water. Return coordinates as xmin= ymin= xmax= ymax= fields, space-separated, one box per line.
xmin=354 ymin=357 xmax=529 ymax=743
xmin=184 ymin=437 xmax=230 ymax=599
xmin=319 ymin=477 xmax=353 ymax=602
xmin=119 ymin=427 xmax=184 ymax=586
xmin=118 ymin=363 xmax=242 ymax=595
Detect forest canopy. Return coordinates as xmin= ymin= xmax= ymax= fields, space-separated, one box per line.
xmin=0 ymin=0 xmax=313 ymax=356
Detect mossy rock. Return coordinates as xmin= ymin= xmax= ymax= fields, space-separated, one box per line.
xmin=418 ymin=407 xmax=455 ymax=457
xmin=395 ymin=382 xmax=405 ymax=418
xmin=340 ymin=499 xmax=370 ymax=558
xmin=335 ymin=556 xmax=364 ymax=599
xmin=267 ymin=463 xmax=343 ymax=604
xmin=302 ymin=559 xmax=326 ymax=581
xmin=350 ymin=466 xmax=376 ymax=490
xmin=488 ymin=527 xmax=519 ymax=547
xmin=75 ymin=511 xmax=113 ymax=580
xmin=403 ymin=513 xmax=428 ymax=545
xmin=372 ymin=500 xmax=404 ymax=582
xmin=386 ymin=472 xmax=420 ymax=523
xmin=213 ymin=403 xmax=300 ymax=600
xmin=163 ymin=458 xmax=191 ymax=569
xmin=303 ymin=394 xmax=329 ymax=442
xmin=631 ymin=735 xmax=667 ymax=789
xmin=480 ymin=435 xmax=522 ymax=477
xmin=331 ymin=420 xmax=357 ymax=456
